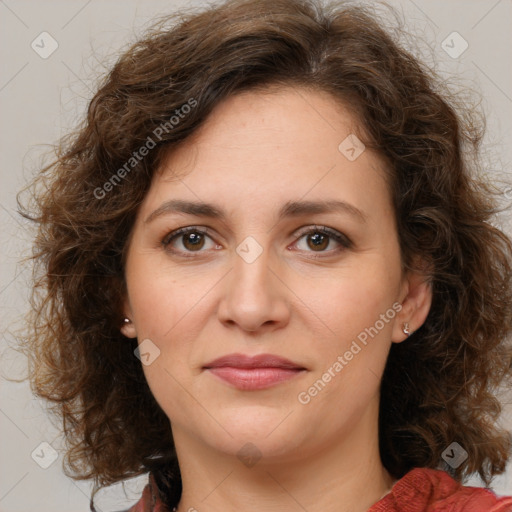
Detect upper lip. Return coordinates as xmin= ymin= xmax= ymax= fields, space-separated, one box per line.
xmin=203 ymin=353 xmax=305 ymax=370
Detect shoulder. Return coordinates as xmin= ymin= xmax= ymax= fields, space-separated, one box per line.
xmin=123 ymin=467 xmax=512 ymax=512
xmin=369 ymin=467 xmax=512 ymax=512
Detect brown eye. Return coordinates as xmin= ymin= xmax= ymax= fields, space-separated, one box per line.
xmin=162 ymin=227 xmax=216 ymax=255
xmin=305 ymin=232 xmax=329 ymax=251
xmin=180 ymin=231 xmax=205 ymax=251
xmin=293 ymin=226 xmax=352 ymax=256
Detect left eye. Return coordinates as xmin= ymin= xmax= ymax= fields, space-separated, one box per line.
xmin=161 ymin=225 xmax=352 ymax=257
xmin=293 ymin=226 xmax=352 ymax=254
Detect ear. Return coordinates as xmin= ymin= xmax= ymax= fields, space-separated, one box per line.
xmin=392 ymin=265 xmax=432 ymax=343
xmin=120 ymin=299 xmax=138 ymax=339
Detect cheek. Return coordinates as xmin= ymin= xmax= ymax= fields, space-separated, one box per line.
xmin=127 ymin=267 xmax=203 ymax=421
xmin=126 ymin=251 xmax=217 ymax=339
xmin=294 ymin=275 xmax=397 ymax=435
xmin=299 ymin=263 xmax=399 ymax=349
xmin=124 ymin=256 xmax=196 ymax=380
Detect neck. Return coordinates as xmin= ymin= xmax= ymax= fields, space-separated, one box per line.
xmin=171 ymin=399 xmax=394 ymax=512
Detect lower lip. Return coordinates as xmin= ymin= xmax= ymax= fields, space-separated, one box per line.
xmin=206 ymin=367 xmax=304 ymax=390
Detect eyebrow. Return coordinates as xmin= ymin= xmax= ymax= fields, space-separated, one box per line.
xmin=144 ymin=199 xmax=367 ymax=224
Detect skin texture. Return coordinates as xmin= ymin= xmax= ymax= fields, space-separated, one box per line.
xmin=121 ymin=86 xmax=432 ymax=512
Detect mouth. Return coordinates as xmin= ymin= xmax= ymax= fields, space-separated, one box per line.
xmin=203 ymin=353 xmax=307 ymax=391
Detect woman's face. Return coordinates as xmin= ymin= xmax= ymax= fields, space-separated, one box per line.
xmin=122 ymin=86 xmax=431 ymax=463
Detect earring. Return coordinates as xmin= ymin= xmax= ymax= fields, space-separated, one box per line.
xmin=402 ymin=322 xmax=410 ymax=336
xmin=124 ymin=318 xmax=131 ymax=324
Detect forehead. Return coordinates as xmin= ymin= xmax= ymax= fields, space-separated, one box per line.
xmin=141 ymin=87 xmax=392 ymax=224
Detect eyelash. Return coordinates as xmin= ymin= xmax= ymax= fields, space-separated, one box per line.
xmin=161 ymin=225 xmax=352 ymax=259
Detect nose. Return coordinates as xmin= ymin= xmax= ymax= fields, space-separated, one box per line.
xmin=216 ymin=239 xmax=291 ymax=333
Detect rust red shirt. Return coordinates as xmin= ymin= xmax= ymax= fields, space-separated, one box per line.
xmin=128 ymin=467 xmax=512 ymax=511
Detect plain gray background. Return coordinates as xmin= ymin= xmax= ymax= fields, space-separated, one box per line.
xmin=1 ymin=0 xmax=511 ymax=511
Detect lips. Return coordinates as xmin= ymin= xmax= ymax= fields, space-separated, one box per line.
xmin=203 ymin=353 xmax=306 ymax=390
xmin=204 ymin=353 xmax=304 ymax=370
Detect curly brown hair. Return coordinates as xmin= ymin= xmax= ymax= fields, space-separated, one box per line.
xmin=18 ymin=0 xmax=512 ymax=508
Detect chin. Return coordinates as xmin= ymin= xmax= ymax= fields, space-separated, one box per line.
xmin=200 ymin=409 xmax=310 ymax=460
xmin=208 ymin=433 xmax=301 ymax=465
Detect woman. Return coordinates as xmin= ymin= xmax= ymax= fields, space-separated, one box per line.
xmin=20 ymin=0 xmax=512 ymax=510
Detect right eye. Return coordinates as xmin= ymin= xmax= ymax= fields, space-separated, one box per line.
xmin=161 ymin=226 xmax=220 ymax=256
